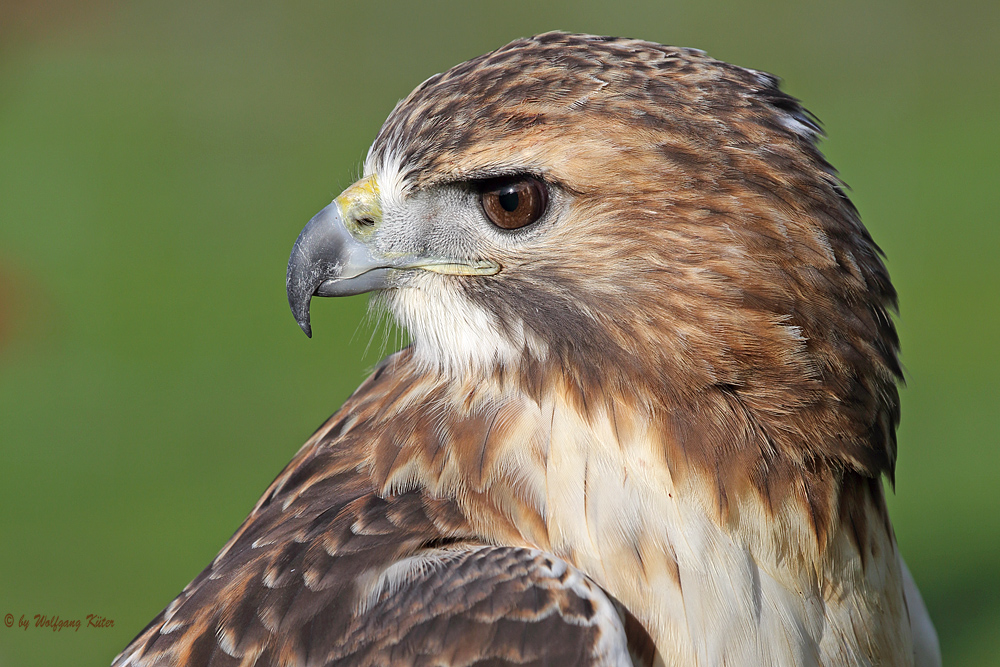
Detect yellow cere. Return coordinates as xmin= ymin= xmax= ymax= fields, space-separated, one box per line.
xmin=336 ymin=175 xmax=382 ymax=238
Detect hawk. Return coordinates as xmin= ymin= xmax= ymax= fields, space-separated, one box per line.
xmin=114 ymin=33 xmax=940 ymax=666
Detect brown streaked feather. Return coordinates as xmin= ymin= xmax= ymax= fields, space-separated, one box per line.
xmin=114 ymin=352 xmax=650 ymax=667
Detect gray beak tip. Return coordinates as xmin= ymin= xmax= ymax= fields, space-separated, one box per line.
xmin=287 ymin=272 xmax=315 ymax=339
xmin=296 ymin=316 xmax=313 ymax=339
xmin=287 ymin=201 xmax=392 ymax=338
xmin=287 ymin=204 xmax=340 ymax=339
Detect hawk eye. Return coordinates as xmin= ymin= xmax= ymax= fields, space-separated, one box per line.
xmin=480 ymin=176 xmax=547 ymax=230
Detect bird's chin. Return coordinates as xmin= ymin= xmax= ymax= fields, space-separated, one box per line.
xmin=381 ymin=275 xmax=548 ymax=379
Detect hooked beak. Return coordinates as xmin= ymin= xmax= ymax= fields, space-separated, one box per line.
xmin=286 ymin=177 xmax=499 ymax=337
xmin=286 ymin=202 xmax=390 ymax=337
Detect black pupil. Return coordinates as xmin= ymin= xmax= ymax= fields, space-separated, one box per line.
xmin=498 ymin=189 xmax=520 ymax=212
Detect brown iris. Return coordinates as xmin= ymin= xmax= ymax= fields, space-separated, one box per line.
xmin=480 ymin=176 xmax=548 ymax=230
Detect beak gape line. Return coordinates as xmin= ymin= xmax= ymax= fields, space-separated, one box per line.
xmin=286 ymin=185 xmax=501 ymax=338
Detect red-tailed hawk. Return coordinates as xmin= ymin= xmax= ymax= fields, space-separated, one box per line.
xmin=115 ymin=33 xmax=940 ymax=666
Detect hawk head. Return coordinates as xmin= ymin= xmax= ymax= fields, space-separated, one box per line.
xmin=287 ymin=32 xmax=901 ymax=517
xmin=112 ymin=33 xmax=936 ymax=667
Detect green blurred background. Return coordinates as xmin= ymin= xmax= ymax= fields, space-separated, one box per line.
xmin=1 ymin=1 xmax=997 ymax=665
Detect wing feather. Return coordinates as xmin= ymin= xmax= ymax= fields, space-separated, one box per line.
xmin=113 ymin=354 xmax=639 ymax=667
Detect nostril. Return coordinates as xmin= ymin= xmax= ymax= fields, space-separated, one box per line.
xmin=357 ymin=217 xmax=376 ymax=228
